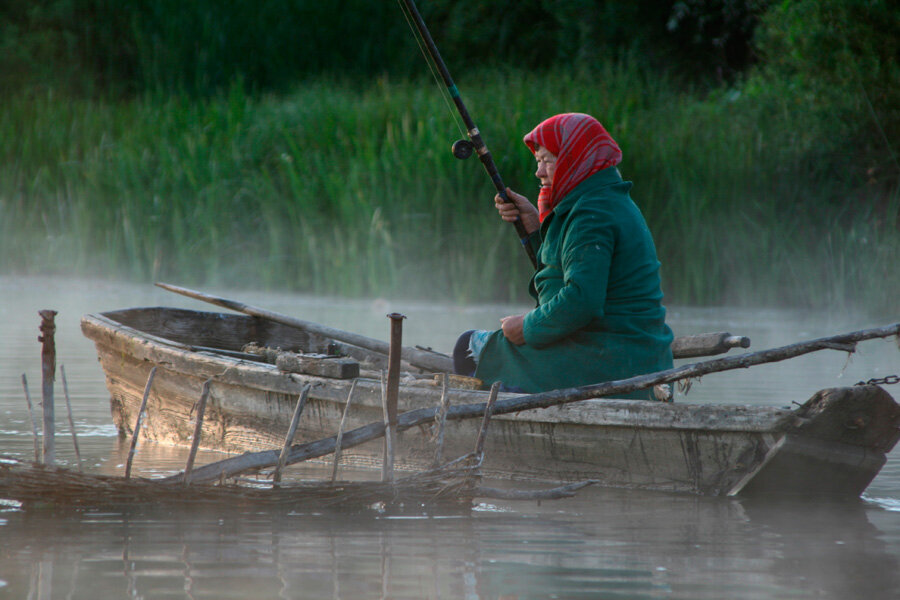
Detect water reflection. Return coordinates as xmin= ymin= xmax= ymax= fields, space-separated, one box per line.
xmin=0 ymin=488 xmax=897 ymax=599
xmin=737 ymin=498 xmax=900 ymax=600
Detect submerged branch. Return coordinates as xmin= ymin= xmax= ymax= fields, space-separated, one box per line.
xmin=476 ymin=480 xmax=599 ymax=500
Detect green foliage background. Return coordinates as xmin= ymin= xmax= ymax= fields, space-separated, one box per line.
xmin=1 ymin=0 xmax=897 ymax=313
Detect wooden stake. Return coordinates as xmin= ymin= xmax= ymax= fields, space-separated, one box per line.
xmin=473 ymin=382 xmax=500 ymax=464
xmin=464 ymin=381 xmax=500 ymax=491
xmin=59 ymin=365 xmax=82 ymax=472
xmin=125 ymin=367 xmax=157 ymax=480
xmin=273 ymin=385 xmax=310 ymax=486
xmin=331 ymin=379 xmax=359 ymax=483
xmin=432 ymin=374 xmax=450 ymax=467
xmin=380 ymin=371 xmax=394 ymax=482
xmin=38 ymin=309 xmax=57 ymax=465
xmin=21 ymin=374 xmax=40 ymax=462
xmin=382 ymin=313 xmax=405 ymax=483
xmin=183 ymin=379 xmax=212 ymax=486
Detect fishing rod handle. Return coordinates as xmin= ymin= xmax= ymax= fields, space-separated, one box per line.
xmin=465 ymin=124 xmax=539 ymax=268
xmin=468 ymin=126 xmax=539 ymax=268
xmin=474 ymin=139 xmax=538 ymax=266
xmin=497 ymin=190 xmax=539 ymax=266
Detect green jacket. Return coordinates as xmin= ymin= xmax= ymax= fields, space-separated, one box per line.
xmin=474 ymin=167 xmax=673 ymax=397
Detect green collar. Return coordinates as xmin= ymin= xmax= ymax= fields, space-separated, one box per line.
xmin=545 ymin=167 xmax=624 ymax=223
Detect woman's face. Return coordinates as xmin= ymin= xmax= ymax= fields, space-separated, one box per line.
xmin=534 ymin=146 xmax=558 ymax=188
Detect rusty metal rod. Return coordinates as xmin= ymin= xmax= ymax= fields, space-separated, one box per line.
xmin=382 ymin=314 xmax=406 ymax=482
xmin=38 ymin=309 xmax=57 ymax=465
xmin=386 ymin=313 xmax=405 ymax=431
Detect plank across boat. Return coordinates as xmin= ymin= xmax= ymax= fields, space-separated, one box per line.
xmin=80 ymin=307 xmax=900 ymax=497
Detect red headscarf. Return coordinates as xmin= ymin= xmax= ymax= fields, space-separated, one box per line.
xmin=523 ymin=113 xmax=622 ymax=221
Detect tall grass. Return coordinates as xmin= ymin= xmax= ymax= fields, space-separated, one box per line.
xmin=2 ymin=68 xmax=897 ymax=314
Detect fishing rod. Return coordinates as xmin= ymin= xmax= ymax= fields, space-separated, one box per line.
xmin=399 ymin=0 xmax=538 ymax=268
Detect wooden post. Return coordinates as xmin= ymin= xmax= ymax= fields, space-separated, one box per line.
xmin=183 ymin=379 xmax=212 ymax=486
xmin=382 ymin=313 xmax=405 ymax=483
xmin=59 ymin=365 xmax=82 ymax=471
xmin=331 ymin=379 xmax=359 ymax=483
xmin=38 ymin=309 xmax=58 ymax=465
xmin=125 ymin=367 xmax=157 ymax=479
xmin=21 ymin=374 xmax=41 ymax=462
xmin=385 ymin=313 xmax=404 ymax=434
xmin=273 ymin=385 xmax=310 ymax=486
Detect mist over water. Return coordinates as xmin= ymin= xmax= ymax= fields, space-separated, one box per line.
xmin=1 ymin=275 xmax=899 ymax=599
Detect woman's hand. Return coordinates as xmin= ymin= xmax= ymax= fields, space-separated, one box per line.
xmin=495 ymin=188 xmax=540 ymax=235
xmin=500 ymin=314 xmax=526 ymax=345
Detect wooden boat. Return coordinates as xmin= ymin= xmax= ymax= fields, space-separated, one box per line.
xmin=80 ymin=306 xmax=900 ymax=497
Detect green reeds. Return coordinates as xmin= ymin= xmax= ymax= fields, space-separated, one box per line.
xmin=1 ymin=69 xmax=897 ymax=313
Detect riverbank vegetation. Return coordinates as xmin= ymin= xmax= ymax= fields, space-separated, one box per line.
xmin=1 ymin=1 xmax=897 ymax=313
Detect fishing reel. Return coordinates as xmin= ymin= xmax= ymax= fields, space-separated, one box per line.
xmin=451 ymin=139 xmax=474 ymax=160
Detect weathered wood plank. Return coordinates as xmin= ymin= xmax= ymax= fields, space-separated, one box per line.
xmin=275 ymin=352 xmax=359 ymax=379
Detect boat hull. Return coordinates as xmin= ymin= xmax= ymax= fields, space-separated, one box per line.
xmin=81 ymin=308 xmax=900 ymax=497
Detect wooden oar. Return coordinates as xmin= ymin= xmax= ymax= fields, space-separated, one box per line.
xmin=155 ymin=282 xmax=453 ymax=373
xmin=161 ymin=321 xmax=900 ymax=485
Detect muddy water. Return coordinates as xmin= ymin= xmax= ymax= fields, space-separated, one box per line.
xmin=1 ymin=276 xmax=899 ymax=599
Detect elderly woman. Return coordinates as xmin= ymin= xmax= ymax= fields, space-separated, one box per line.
xmin=453 ymin=113 xmax=673 ymax=398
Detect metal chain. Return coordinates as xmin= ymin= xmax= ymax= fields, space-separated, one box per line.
xmin=856 ymin=375 xmax=900 ymax=386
